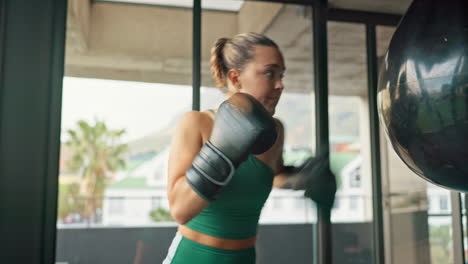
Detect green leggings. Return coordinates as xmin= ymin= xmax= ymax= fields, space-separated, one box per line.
xmin=163 ymin=232 xmax=256 ymax=264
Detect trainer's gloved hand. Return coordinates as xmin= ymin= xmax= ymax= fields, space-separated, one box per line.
xmin=281 ymin=152 xmax=337 ymax=209
xmin=186 ymin=92 xmax=277 ymax=201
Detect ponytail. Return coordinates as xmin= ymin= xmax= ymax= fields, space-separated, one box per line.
xmin=210 ymin=37 xmax=230 ymax=88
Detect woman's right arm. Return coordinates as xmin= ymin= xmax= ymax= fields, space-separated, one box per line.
xmin=167 ymin=111 xmax=210 ymax=225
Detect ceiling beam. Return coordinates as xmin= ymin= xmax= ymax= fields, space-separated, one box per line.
xmin=247 ymin=0 xmax=402 ymax=26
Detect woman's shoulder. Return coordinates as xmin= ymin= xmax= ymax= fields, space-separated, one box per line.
xmin=176 ymin=110 xmax=214 ymax=130
xmin=273 ymin=117 xmax=284 ymax=133
xmin=181 ymin=110 xmax=215 ymax=120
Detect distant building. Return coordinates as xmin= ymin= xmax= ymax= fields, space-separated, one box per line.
xmin=102 ymin=148 xmax=170 ymax=226
xmin=77 ymin=141 xmax=452 ymax=227
xmin=101 ymin=146 xmax=382 ymax=225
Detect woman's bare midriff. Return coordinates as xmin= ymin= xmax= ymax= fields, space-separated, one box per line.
xmin=178 ymin=225 xmax=257 ymax=250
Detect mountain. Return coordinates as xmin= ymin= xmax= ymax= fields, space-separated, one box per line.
xmin=125 ymin=88 xmax=225 ymax=156
xmin=126 ymin=89 xmax=360 ymax=156
xmin=126 ymin=111 xmax=183 ymax=156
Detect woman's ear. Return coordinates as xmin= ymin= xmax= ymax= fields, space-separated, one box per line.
xmin=227 ymin=69 xmax=241 ymax=90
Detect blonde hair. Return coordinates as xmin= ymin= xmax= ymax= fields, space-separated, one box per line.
xmin=210 ymin=32 xmax=278 ymax=91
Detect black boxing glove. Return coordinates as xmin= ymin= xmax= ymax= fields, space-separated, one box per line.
xmin=186 ymin=93 xmax=277 ymax=201
xmin=281 ymin=152 xmax=337 ymax=209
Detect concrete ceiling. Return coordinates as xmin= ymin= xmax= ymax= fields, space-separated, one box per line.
xmin=330 ymin=0 xmax=411 ymax=15
xmin=97 ymin=0 xmax=245 ymax=11
xmin=262 ymin=4 xmax=396 ymax=96
xmin=65 ymin=0 xmax=401 ymax=96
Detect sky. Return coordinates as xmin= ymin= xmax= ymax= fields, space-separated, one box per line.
xmin=61 ymin=77 xmax=193 ymax=143
xmin=60 ymin=76 xmax=357 ymax=145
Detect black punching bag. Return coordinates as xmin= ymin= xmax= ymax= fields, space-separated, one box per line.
xmin=378 ymin=0 xmax=468 ymax=192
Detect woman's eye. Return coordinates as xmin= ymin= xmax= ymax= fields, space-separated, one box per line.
xmin=280 ymin=72 xmax=285 ymax=79
xmin=265 ymin=71 xmax=274 ymax=79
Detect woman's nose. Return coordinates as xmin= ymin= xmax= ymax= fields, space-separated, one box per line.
xmin=275 ymin=79 xmax=284 ymax=90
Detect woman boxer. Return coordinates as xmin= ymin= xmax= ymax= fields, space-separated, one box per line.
xmin=163 ymin=32 xmax=327 ymax=264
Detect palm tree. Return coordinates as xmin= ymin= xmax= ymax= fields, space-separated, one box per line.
xmin=65 ymin=119 xmax=128 ymax=222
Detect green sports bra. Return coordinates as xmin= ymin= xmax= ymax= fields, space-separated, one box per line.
xmin=185 ymin=154 xmax=274 ymax=239
xmin=185 ymin=109 xmax=275 ymax=239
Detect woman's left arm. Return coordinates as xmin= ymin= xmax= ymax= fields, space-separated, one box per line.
xmin=271 ymin=119 xmax=319 ymax=189
xmin=271 ymin=119 xmax=337 ymax=207
xmin=272 ymin=118 xmax=290 ymax=188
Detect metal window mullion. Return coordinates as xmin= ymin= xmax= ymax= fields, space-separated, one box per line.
xmin=465 ymin=194 xmax=468 ymax=256
xmin=0 ymin=1 xmax=67 ymax=263
xmin=312 ymin=0 xmax=331 ymax=263
xmin=0 ymin=0 xmax=6 ymax=131
xmin=366 ymin=23 xmax=385 ymax=264
xmin=192 ymin=0 xmax=201 ymax=111
xmin=451 ymin=191 xmax=466 ymax=264
xmin=42 ymin=0 xmax=68 ymax=263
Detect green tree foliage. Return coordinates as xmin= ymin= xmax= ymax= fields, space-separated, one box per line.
xmin=64 ymin=119 xmax=128 ymax=221
xmin=429 ymin=225 xmax=453 ymax=264
xmin=149 ymin=208 xmax=173 ymax=222
xmin=58 ymin=183 xmax=85 ymax=221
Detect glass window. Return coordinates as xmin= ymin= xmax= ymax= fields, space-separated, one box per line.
xmin=273 ymin=197 xmax=282 ymax=210
xmin=439 ymin=196 xmax=449 ymax=211
xmin=200 ymin=1 xmax=316 ymax=225
xmin=57 ymin=1 xmax=192 ymax=263
xmin=108 ymin=197 xmax=125 ymax=216
xmin=462 ymin=193 xmax=468 ymax=261
xmin=295 ymin=197 xmax=306 ymax=209
xmin=333 ymin=197 xmax=340 ymax=209
xmin=378 ymin=25 xmax=455 ymax=264
xmin=199 ymin=2 xmax=316 ymax=262
xmin=349 ymin=166 xmax=362 ymax=188
xmin=328 ymin=21 xmax=374 ymax=262
xmin=349 ymin=196 xmax=359 ymax=210
xmin=428 ymin=197 xmax=435 ymax=214
xmin=151 ymin=196 xmax=162 ymax=210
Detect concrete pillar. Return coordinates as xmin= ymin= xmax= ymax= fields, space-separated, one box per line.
xmin=68 ymin=0 xmax=91 ymax=51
